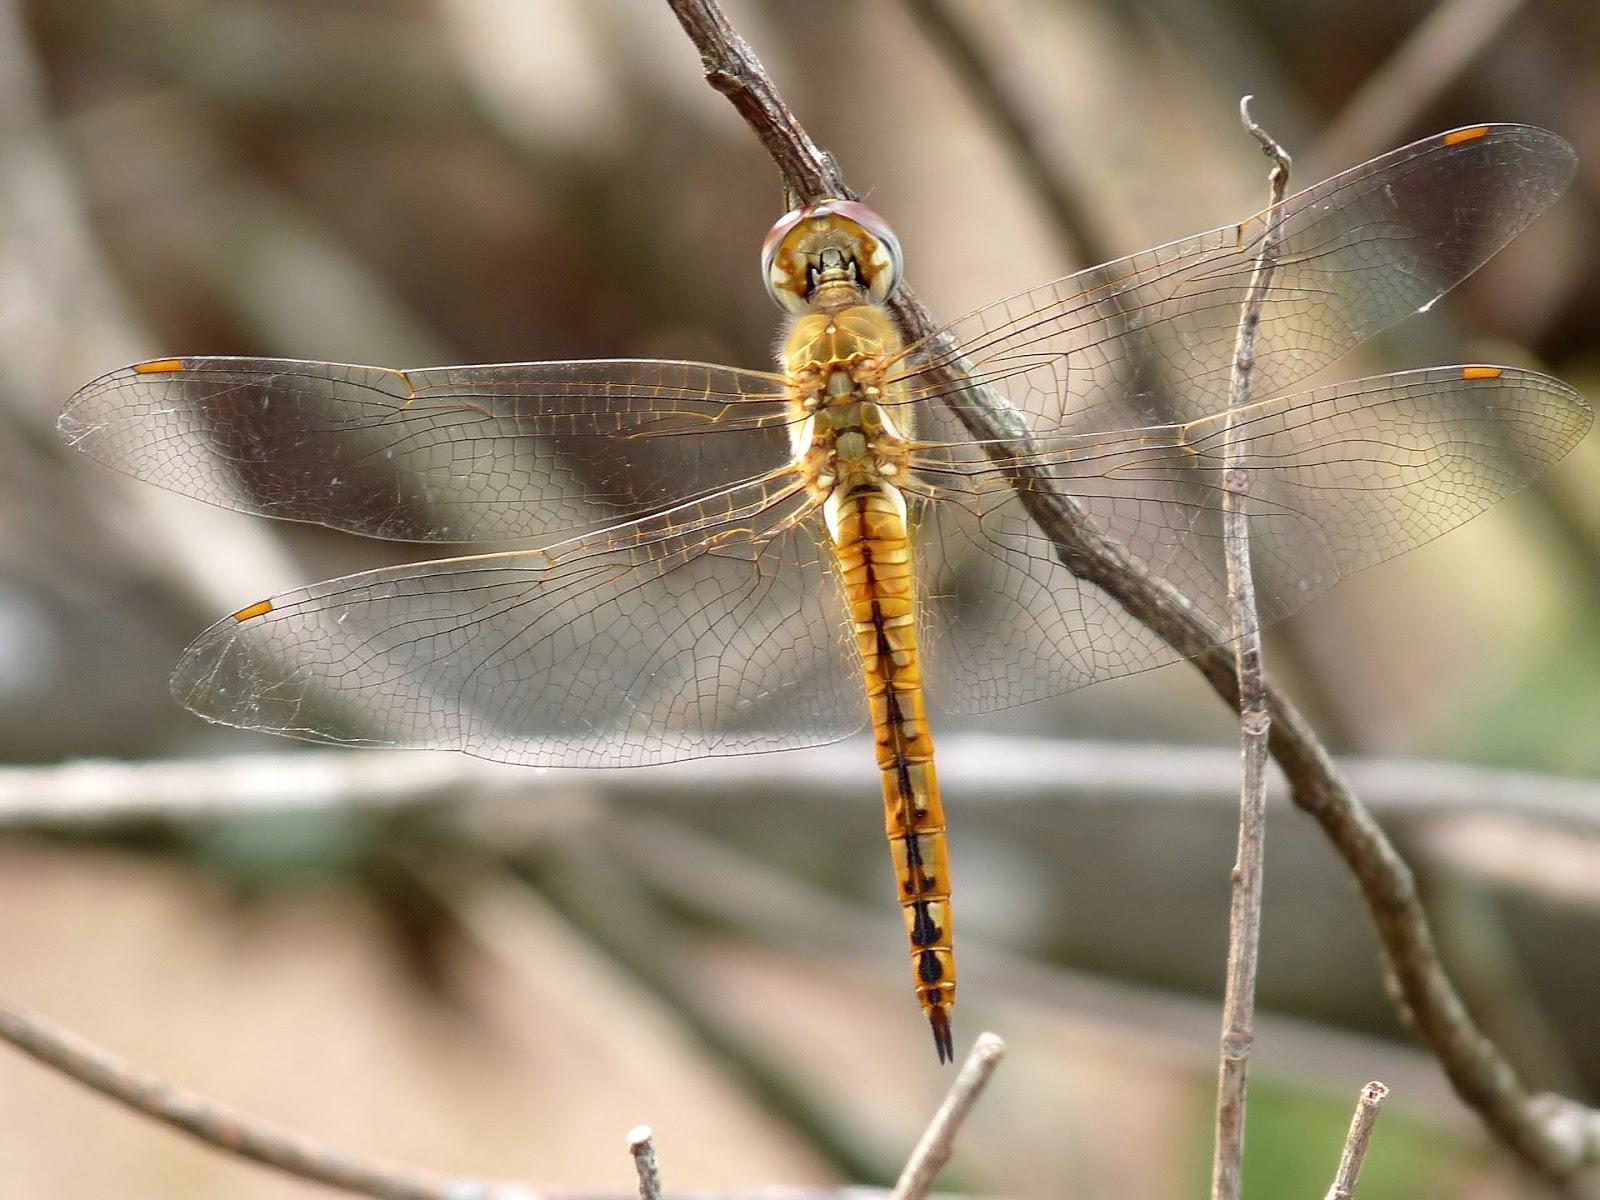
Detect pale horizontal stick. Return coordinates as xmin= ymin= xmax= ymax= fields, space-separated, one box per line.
xmin=5 ymin=737 xmax=1600 ymax=830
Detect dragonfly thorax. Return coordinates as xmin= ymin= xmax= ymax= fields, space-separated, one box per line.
xmin=782 ymin=302 xmax=913 ymax=541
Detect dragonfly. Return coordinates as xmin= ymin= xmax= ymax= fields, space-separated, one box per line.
xmin=60 ymin=124 xmax=1592 ymax=1062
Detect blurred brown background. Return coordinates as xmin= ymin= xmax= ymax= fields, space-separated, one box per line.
xmin=1 ymin=0 xmax=1598 ymax=1197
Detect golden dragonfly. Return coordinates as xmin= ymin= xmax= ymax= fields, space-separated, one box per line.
xmin=61 ymin=125 xmax=1592 ymax=1062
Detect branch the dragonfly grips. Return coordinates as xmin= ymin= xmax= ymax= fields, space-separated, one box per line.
xmin=662 ymin=0 xmax=1600 ymax=1186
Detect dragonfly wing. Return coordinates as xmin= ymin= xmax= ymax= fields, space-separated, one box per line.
xmin=899 ymin=125 xmax=1575 ymax=437
xmin=61 ymin=357 xmax=794 ymax=543
xmin=914 ymin=366 xmax=1592 ymax=713
xmin=915 ymin=492 xmax=1184 ymax=713
xmin=172 ymin=476 xmax=864 ymax=764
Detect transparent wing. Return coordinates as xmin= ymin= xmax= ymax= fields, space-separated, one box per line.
xmin=912 ymin=366 xmax=1592 ymax=713
xmin=60 ymin=357 xmax=795 ymax=543
xmin=172 ymin=475 xmax=865 ymax=765
xmin=895 ymin=125 xmax=1575 ymax=436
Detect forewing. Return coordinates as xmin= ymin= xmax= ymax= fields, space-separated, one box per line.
xmin=172 ymin=477 xmax=865 ymax=765
xmin=61 ymin=357 xmax=795 ymax=542
xmin=899 ymin=125 xmax=1575 ymax=437
xmin=914 ymin=367 xmax=1592 ymax=713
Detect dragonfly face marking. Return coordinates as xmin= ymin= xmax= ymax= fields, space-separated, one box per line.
xmin=59 ymin=125 xmax=1593 ymax=1065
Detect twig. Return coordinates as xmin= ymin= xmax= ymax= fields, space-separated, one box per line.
xmin=628 ymin=1126 xmax=662 ymax=1200
xmin=659 ymin=0 xmax=1600 ymax=1185
xmin=664 ymin=0 xmax=846 ymax=205
xmin=1324 ymin=1081 xmax=1390 ymax=1200
xmin=1210 ymin=97 xmax=1290 ymax=1200
xmin=889 ymin=1032 xmax=1005 ymax=1200
xmin=0 ymin=752 xmax=541 ymax=825
xmin=0 ymin=1002 xmax=538 ymax=1200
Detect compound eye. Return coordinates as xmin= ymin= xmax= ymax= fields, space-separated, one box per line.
xmin=761 ymin=208 xmax=812 ymax=314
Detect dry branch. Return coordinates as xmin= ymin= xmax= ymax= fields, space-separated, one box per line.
xmin=661 ymin=0 xmax=1600 ymax=1186
xmin=0 ymin=999 xmax=974 ymax=1200
xmin=1211 ymin=97 xmax=1291 ymax=1200
xmin=628 ymin=1125 xmax=663 ymax=1200
xmin=890 ymin=1032 xmax=1006 ymax=1200
xmin=0 ymin=1002 xmax=539 ymax=1200
xmin=1324 ymin=1081 xmax=1390 ymax=1200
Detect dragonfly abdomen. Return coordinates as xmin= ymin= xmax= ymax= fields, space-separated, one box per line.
xmin=829 ymin=482 xmax=956 ymax=1063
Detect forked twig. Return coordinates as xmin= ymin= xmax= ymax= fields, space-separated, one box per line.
xmin=0 ymin=1002 xmax=538 ymax=1200
xmin=1211 ymin=96 xmax=1291 ymax=1200
xmin=890 ymin=1032 xmax=1006 ymax=1200
xmin=1324 ymin=1081 xmax=1391 ymax=1200
xmin=661 ymin=0 xmax=1600 ymax=1186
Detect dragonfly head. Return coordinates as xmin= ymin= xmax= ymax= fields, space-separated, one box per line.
xmin=762 ymin=199 xmax=904 ymax=314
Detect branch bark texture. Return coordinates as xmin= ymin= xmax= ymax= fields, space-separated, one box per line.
xmin=1325 ymin=1081 xmax=1390 ymax=1200
xmin=1210 ymin=97 xmax=1291 ymax=1200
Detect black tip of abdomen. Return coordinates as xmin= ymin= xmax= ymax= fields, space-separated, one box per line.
xmin=929 ymin=1005 xmax=954 ymax=1064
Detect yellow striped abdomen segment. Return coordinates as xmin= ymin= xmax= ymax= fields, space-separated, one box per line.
xmin=830 ymin=482 xmax=956 ymax=1062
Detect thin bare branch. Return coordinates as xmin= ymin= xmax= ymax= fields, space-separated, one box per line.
xmin=628 ymin=1125 xmax=663 ymax=1200
xmin=1324 ymin=1081 xmax=1390 ymax=1200
xmin=890 ymin=1032 xmax=1005 ymax=1200
xmin=1211 ymin=97 xmax=1291 ymax=1200
xmin=660 ymin=0 xmax=1600 ymax=1185
xmin=0 ymin=997 xmax=933 ymax=1200
xmin=0 ymin=752 xmax=540 ymax=825
xmin=663 ymin=0 xmax=846 ymax=205
xmin=0 ymin=1002 xmax=539 ymax=1200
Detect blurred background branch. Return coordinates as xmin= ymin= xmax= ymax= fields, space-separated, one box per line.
xmin=7 ymin=738 xmax=1600 ymax=832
